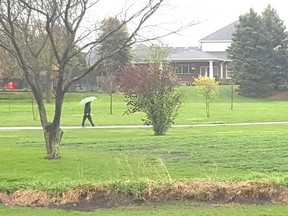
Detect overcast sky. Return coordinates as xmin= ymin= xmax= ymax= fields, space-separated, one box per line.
xmin=87 ymin=0 xmax=288 ymax=47
xmin=161 ymin=0 xmax=288 ymax=47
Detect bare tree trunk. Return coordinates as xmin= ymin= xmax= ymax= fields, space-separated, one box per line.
xmin=45 ymin=86 xmax=52 ymax=103
xmin=35 ymin=84 xmax=64 ymax=159
xmin=31 ymin=94 xmax=37 ymax=120
xmin=44 ymin=123 xmax=63 ymax=159
xmin=45 ymin=72 xmax=52 ymax=103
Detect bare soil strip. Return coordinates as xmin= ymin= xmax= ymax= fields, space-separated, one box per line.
xmin=0 ymin=181 xmax=288 ymax=211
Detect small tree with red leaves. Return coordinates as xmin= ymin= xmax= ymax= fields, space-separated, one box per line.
xmin=119 ymin=46 xmax=182 ymax=135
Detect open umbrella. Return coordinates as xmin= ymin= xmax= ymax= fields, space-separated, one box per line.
xmin=79 ymin=96 xmax=97 ymax=105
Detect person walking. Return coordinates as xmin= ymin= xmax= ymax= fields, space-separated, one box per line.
xmin=81 ymin=102 xmax=95 ymax=127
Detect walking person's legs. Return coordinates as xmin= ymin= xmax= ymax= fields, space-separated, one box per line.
xmin=81 ymin=115 xmax=87 ymax=127
xmin=87 ymin=114 xmax=95 ymax=126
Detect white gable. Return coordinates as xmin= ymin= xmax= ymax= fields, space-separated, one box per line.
xmin=201 ymin=42 xmax=231 ymax=52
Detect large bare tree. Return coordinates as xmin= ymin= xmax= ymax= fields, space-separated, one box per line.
xmin=0 ymin=0 xmax=168 ymax=159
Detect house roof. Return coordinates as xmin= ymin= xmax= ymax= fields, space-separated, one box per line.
xmin=168 ymin=47 xmax=226 ymax=61
xmin=199 ymin=21 xmax=238 ymax=42
xmin=131 ymin=43 xmax=150 ymax=63
xmin=132 ymin=44 xmax=228 ymax=63
xmin=206 ymin=51 xmax=228 ymax=60
xmin=87 ymin=21 xmax=236 ymax=66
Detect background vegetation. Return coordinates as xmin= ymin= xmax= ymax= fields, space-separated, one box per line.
xmin=228 ymin=5 xmax=288 ymax=97
xmin=1 ymin=86 xmax=288 ymax=127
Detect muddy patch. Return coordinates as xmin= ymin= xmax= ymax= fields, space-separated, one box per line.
xmin=0 ymin=181 xmax=288 ymax=212
xmin=268 ymin=91 xmax=288 ymax=100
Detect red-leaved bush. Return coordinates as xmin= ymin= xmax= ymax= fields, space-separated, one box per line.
xmin=119 ymin=63 xmax=182 ymax=135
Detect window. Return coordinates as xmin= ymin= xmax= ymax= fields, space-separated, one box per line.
xmin=183 ymin=65 xmax=189 ymax=73
xmin=200 ymin=66 xmax=219 ymax=77
xmin=175 ymin=64 xmax=196 ymax=74
xmin=200 ymin=66 xmax=208 ymax=76
xmin=189 ymin=65 xmax=196 ymax=74
xmin=175 ymin=65 xmax=182 ymax=74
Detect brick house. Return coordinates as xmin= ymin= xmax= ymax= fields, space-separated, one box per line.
xmin=132 ymin=21 xmax=237 ymax=84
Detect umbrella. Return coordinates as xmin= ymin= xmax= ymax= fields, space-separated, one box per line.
xmin=79 ymin=96 xmax=97 ymax=105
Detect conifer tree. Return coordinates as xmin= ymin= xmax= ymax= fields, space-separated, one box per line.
xmin=97 ymin=17 xmax=132 ymax=114
xmin=228 ymin=6 xmax=288 ymax=97
xmin=261 ymin=5 xmax=288 ymax=89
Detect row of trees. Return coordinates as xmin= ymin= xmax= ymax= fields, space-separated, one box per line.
xmin=228 ymin=5 xmax=288 ymax=97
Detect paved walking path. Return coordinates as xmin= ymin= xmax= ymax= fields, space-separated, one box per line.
xmin=1 ymin=121 xmax=288 ymax=130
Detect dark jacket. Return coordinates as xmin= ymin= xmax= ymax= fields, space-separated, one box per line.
xmin=84 ymin=102 xmax=91 ymax=114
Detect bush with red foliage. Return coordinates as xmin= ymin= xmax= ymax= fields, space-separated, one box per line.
xmin=119 ymin=63 xmax=182 ymax=135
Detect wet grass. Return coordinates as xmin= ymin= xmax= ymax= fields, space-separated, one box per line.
xmin=1 ymin=124 xmax=288 ymax=192
xmin=1 ymin=86 xmax=288 ymax=126
xmin=1 ymin=202 xmax=288 ymax=216
xmin=1 ymin=87 xmax=288 ymax=214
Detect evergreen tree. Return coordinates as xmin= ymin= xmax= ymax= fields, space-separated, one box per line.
xmin=228 ymin=6 xmax=288 ymax=97
xmin=97 ymin=17 xmax=132 ymax=114
xmin=261 ymin=5 xmax=288 ymax=89
xmin=97 ymin=17 xmax=132 ymax=74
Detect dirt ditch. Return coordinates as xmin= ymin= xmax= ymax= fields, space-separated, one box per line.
xmin=1 ymin=181 xmax=288 ymax=211
xmin=268 ymin=91 xmax=288 ymax=100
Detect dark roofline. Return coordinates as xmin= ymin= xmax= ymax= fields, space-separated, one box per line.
xmin=199 ymin=21 xmax=238 ymax=42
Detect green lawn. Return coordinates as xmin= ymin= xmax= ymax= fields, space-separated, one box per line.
xmin=1 ymin=125 xmax=288 ymax=190
xmin=1 ymin=202 xmax=288 ymax=216
xmin=1 ymin=86 xmax=288 ymax=126
xmin=1 ymin=87 xmax=288 ymax=215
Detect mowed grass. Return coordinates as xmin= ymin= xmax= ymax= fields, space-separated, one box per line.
xmin=1 ymin=202 xmax=288 ymax=216
xmin=1 ymin=87 xmax=288 ymax=215
xmin=1 ymin=86 xmax=288 ymax=126
xmin=1 ymin=125 xmax=288 ymax=191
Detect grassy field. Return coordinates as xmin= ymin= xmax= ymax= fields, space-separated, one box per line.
xmin=1 ymin=125 xmax=288 ymax=214
xmin=1 ymin=86 xmax=288 ymax=215
xmin=1 ymin=125 xmax=288 ymax=189
xmin=1 ymin=86 xmax=288 ymax=126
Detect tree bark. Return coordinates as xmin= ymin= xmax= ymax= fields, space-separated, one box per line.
xmin=34 ymin=84 xmax=64 ymax=160
xmin=45 ymin=55 xmax=53 ymax=104
xmin=44 ymin=123 xmax=63 ymax=159
xmin=45 ymin=79 xmax=52 ymax=104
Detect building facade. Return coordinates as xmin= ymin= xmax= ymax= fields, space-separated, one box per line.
xmin=132 ymin=21 xmax=237 ymax=84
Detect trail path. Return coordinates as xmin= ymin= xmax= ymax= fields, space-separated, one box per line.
xmin=1 ymin=121 xmax=288 ymax=130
